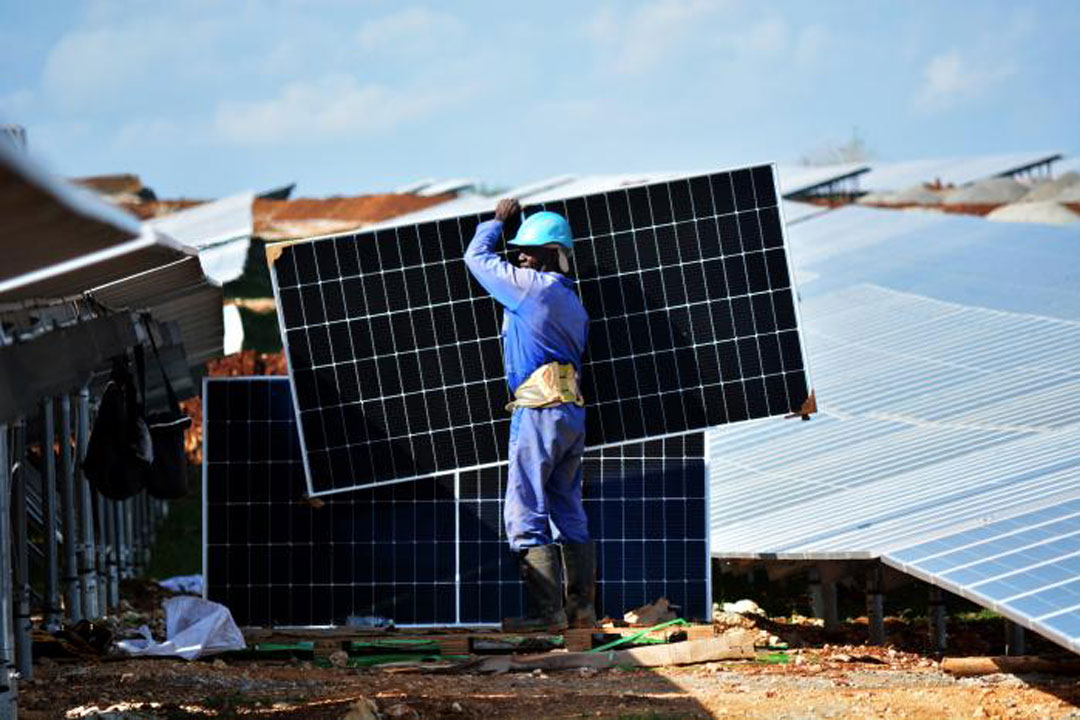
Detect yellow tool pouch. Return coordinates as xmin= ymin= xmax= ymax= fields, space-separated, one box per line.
xmin=506 ymin=362 xmax=585 ymax=412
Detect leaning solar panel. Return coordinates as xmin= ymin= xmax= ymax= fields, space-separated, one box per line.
xmin=270 ymin=163 xmax=810 ymax=495
xmin=203 ymin=377 xmax=710 ymax=626
xmin=885 ymin=497 xmax=1080 ymax=654
xmin=460 ymin=434 xmax=710 ymax=624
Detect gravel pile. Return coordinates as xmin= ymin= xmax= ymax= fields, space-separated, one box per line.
xmin=944 ymin=177 xmax=1027 ymax=205
xmin=986 ymin=201 xmax=1080 ymax=225
xmin=1021 ymin=172 xmax=1080 ymax=202
xmin=856 ymin=191 xmax=895 ymax=205
xmin=1055 ymin=181 xmax=1080 ymax=203
xmin=891 ymin=184 xmax=944 ymax=205
xmin=857 ymin=185 xmax=943 ymax=206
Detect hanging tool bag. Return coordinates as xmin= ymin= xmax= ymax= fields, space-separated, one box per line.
xmin=141 ymin=328 xmax=193 ymax=500
xmin=83 ymin=356 xmax=152 ymax=500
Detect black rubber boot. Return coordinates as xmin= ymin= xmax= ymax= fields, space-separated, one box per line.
xmin=562 ymin=541 xmax=597 ymax=628
xmin=501 ymin=545 xmax=568 ymax=633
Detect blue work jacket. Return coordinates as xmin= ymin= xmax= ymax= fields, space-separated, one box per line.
xmin=464 ymin=220 xmax=589 ymax=392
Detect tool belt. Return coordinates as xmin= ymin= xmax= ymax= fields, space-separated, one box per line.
xmin=506 ymin=362 xmax=585 ymax=412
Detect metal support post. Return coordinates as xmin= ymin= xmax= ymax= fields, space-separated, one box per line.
xmin=114 ymin=500 xmax=127 ymax=583
xmin=41 ymin=398 xmax=62 ymax=631
xmin=0 ymin=425 xmax=18 ymax=716
xmin=866 ymin=563 xmax=885 ymax=646
xmin=95 ymin=491 xmax=109 ymax=615
xmin=123 ymin=498 xmax=134 ymax=582
xmin=59 ymin=396 xmax=81 ymax=623
xmin=11 ymin=421 xmax=31 ymax=680
xmin=75 ymin=388 xmax=98 ymax=619
xmin=142 ymin=492 xmax=153 ymax=570
xmin=148 ymin=497 xmax=160 ymax=547
xmin=125 ymin=498 xmax=135 ymax=578
xmin=1005 ymin=621 xmax=1026 ymax=656
xmin=106 ymin=502 xmax=119 ymax=609
xmin=808 ymin=564 xmax=840 ymax=629
xmin=132 ymin=492 xmax=145 ymax=575
xmin=928 ymin=585 xmax=947 ymax=652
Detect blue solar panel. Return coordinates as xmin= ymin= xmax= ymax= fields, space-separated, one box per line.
xmin=884 ymin=499 xmax=1080 ymax=653
xmin=204 ymin=377 xmax=710 ymax=626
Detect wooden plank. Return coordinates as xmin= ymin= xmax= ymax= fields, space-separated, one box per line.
xmin=240 ymin=625 xmax=718 ymax=657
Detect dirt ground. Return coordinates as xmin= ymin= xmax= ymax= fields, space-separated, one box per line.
xmin=20 ymin=585 xmax=1080 ymax=719
xmin=19 ymin=643 xmax=1080 ymax=720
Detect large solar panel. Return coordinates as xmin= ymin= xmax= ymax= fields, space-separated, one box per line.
xmin=203 ymin=377 xmax=710 ymax=626
xmin=269 ymin=164 xmax=810 ymax=495
xmin=884 ymin=498 xmax=1080 ymax=654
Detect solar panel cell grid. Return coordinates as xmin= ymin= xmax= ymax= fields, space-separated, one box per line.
xmin=271 ymin=164 xmax=808 ymax=494
xmin=204 ymin=378 xmax=710 ymax=626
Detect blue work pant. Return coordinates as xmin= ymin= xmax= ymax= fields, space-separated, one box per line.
xmin=504 ymin=404 xmax=590 ymax=551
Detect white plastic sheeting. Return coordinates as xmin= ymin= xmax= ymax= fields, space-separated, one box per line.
xmin=117 ymin=597 xmax=244 ymax=660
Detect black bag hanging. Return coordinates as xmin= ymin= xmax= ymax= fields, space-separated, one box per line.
xmin=83 ymin=356 xmax=152 ymax=500
xmin=142 ymin=329 xmax=193 ymax=500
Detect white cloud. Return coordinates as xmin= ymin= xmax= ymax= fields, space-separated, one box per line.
xmin=40 ymin=16 xmax=223 ymax=111
xmin=912 ymin=50 xmax=1015 ymax=112
xmin=740 ymin=17 xmax=789 ymax=56
xmin=0 ymin=89 xmax=34 ymax=120
xmin=212 ymin=74 xmax=459 ymax=145
xmin=585 ymin=0 xmax=727 ymax=74
xmin=112 ymin=117 xmax=188 ymax=150
xmin=793 ymin=23 xmax=828 ymax=66
xmin=355 ymin=7 xmax=466 ymax=57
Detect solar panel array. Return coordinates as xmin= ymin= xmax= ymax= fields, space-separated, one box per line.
xmin=270 ymin=164 xmax=810 ymax=495
xmin=885 ymin=498 xmax=1080 ymax=653
xmin=202 ymin=377 xmax=709 ymax=626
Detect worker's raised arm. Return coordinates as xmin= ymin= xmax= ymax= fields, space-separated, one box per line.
xmin=464 ymin=198 xmax=536 ymax=311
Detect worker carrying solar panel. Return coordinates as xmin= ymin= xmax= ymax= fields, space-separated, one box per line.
xmin=465 ymin=198 xmax=595 ymax=633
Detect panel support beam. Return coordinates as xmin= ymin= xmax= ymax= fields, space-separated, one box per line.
xmin=865 ymin=563 xmax=885 ymax=646
xmin=808 ymin=563 xmax=840 ymax=629
xmin=11 ymin=420 xmax=31 ymax=680
xmin=928 ymin=585 xmax=947 ymax=653
xmin=40 ymin=397 xmax=62 ymax=631
xmin=1005 ymin=621 xmax=1026 ymax=657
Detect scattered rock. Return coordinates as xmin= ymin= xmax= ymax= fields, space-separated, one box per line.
xmin=329 ymin=650 xmax=350 ymax=668
xmin=722 ymin=599 xmax=765 ymax=616
xmin=625 ymin=597 xmax=678 ymax=625
xmin=384 ymin=702 xmax=420 ymax=719
xmin=340 ymin=697 xmax=379 ymax=720
xmin=211 ymin=659 xmax=227 ymax=669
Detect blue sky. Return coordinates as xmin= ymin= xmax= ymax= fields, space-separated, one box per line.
xmin=2 ymin=0 xmax=1077 ymax=198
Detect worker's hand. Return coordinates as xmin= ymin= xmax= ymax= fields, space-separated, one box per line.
xmin=494 ymin=198 xmax=520 ymax=223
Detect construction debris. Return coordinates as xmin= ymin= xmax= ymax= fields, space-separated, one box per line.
xmin=451 ymin=637 xmax=755 ymax=674
xmin=623 ymin=597 xmax=678 ymax=625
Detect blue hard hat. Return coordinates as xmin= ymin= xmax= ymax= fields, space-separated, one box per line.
xmin=509 ymin=211 xmax=573 ymax=251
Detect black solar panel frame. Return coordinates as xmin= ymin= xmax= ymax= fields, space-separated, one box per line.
xmin=269 ymin=164 xmax=811 ymax=496
xmin=202 ymin=377 xmax=711 ymax=627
